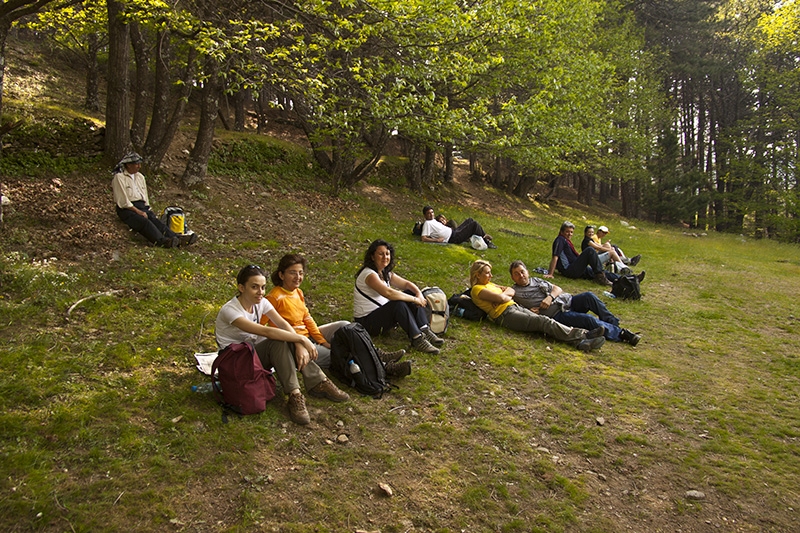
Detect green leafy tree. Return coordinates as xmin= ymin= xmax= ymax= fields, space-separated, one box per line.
xmin=24 ymin=0 xmax=107 ymax=111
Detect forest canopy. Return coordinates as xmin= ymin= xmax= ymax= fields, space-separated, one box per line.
xmin=2 ymin=0 xmax=799 ymax=241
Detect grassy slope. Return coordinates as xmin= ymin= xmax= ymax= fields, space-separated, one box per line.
xmin=2 ymin=36 xmax=800 ymax=533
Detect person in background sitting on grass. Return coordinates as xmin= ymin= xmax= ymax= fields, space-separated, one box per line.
xmin=595 ymin=225 xmax=641 ymax=266
xmin=268 ymin=254 xmax=408 ymax=376
xmin=509 ymin=260 xmax=641 ymax=346
xmin=111 ymin=152 xmax=198 ymax=248
xmin=216 ymin=265 xmax=350 ymax=426
xmin=581 ymin=225 xmax=630 ymax=274
xmin=435 ymin=213 xmax=457 ymax=230
xmin=547 ymin=221 xmax=615 ymax=286
xmin=469 ymin=260 xmax=606 ymax=352
xmin=355 ymin=239 xmax=444 ymax=355
xmin=420 ymin=205 xmax=497 ymax=248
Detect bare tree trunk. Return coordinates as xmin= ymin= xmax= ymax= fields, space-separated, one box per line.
xmin=129 ymin=22 xmax=150 ymax=148
xmin=621 ymin=180 xmax=637 ymax=218
xmin=469 ymin=153 xmax=482 ymax=182
xmin=143 ymin=31 xmax=171 ymax=156
xmin=84 ymin=32 xmax=101 ymax=112
xmin=147 ymin=48 xmax=195 ymax=170
xmin=0 ymin=21 xmax=10 ymax=155
xmin=181 ymin=59 xmax=220 ymax=188
xmin=234 ymin=89 xmax=248 ymax=131
xmin=255 ymin=86 xmax=269 ymax=134
xmin=421 ymin=146 xmax=436 ymax=187
xmin=406 ymin=141 xmax=423 ymax=191
xmin=104 ymin=0 xmax=132 ymax=164
xmin=443 ymin=143 xmax=454 ymax=183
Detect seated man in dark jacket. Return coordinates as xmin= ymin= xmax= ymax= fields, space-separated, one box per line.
xmin=546 ymin=221 xmax=614 ymax=286
xmin=510 ymin=260 xmax=640 ymax=346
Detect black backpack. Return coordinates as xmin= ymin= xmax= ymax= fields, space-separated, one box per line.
xmin=448 ymin=289 xmax=487 ymax=321
xmin=611 ymin=274 xmax=642 ymax=300
xmin=412 ymin=221 xmax=423 ymax=236
xmin=330 ymin=323 xmax=392 ymax=397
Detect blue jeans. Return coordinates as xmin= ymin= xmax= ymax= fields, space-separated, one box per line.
xmin=552 ymin=292 xmax=622 ymax=341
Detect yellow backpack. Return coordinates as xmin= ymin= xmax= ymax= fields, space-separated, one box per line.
xmin=161 ymin=206 xmax=186 ymax=234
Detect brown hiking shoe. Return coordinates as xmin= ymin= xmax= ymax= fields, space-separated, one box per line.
xmin=287 ymin=392 xmax=310 ymax=425
xmin=411 ymin=335 xmax=440 ymax=355
xmin=308 ymin=379 xmax=350 ymax=402
xmin=576 ymin=336 xmax=605 ymax=352
xmin=377 ymin=347 xmax=406 ymax=364
xmin=385 ymin=360 xmax=412 ymax=378
xmin=178 ymin=232 xmax=198 ymax=246
xmin=422 ymin=327 xmax=444 ymax=346
xmin=594 ymin=272 xmax=613 ymax=286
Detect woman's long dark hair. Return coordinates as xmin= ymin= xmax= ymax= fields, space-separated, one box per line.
xmin=271 ymin=254 xmax=307 ymax=286
xmin=357 ymin=239 xmax=395 ymax=282
xmin=236 ymin=264 xmax=268 ymax=295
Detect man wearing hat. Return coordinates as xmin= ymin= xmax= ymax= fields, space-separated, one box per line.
xmin=111 ymin=152 xmax=197 ymax=248
xmin=419 ymin=205 xmax=496 ymax=248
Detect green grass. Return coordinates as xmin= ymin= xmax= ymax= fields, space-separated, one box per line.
xmin=3 ymin=139 xmax=800 ymax=531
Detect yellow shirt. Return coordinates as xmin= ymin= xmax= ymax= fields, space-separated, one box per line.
xmin=471 ymin=283 xmax=514 ymax=320
xmin=266 ymin=286 xmax=326 ymax=343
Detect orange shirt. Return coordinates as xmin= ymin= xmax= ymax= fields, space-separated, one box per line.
xmin=266 ymin=286 xmax=326 ymax=343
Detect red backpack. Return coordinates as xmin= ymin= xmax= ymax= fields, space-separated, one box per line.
xmin=211 ymin=342 xmax=276 ymax=415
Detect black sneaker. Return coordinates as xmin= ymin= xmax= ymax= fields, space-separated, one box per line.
xmin=385 ymin=360 xmax=412 ymax=378
xmin=637 ymin=270 xmax=646 ymax=283
xmin=629 ymin=254 xmax=641 ymax=267
xmin=620 ymin=329 xmax=641 ymax=347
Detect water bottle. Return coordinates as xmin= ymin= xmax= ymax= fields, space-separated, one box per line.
xmin=348 ymin=359 xmax=361 ymax=374
xmin=191 ymin=381 xmax=221 ymax=393
xmin=602 ymin=291 xmax=616 ymax=299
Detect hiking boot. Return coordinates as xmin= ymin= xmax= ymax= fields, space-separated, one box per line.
xmin=576 ymin=336 xmax=605 ymax=352
xmin=586 ymin=326 xmax=605 ymax=339
xmin=178 ymin=232 xmax=198 ymax=246
xmin=160 ymin=236 xmax=180 ymax=248
xmin=628 ymin=254 xmax=641 ymax=267
xmin=287 ymin=392 xmax=311 ymax=425
xmin=377 ymin=347 xmax=406 ymax=364
xmin=594 ymin=272 xmax=613 ymax=286
xmin=422 ymin=327 xmax=444 ymax=347
xmin=411 ymin=335 xmax=440 ymax=355
xmin=620 ymin=329 xmax=641 ymax=347
xmin=637 ymin=270 xmax=646 ymax=283
xmin=308 ymin=379 xmax=350 ymax=402
xmin=385 ymin=360 xmax=412 ymax=378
